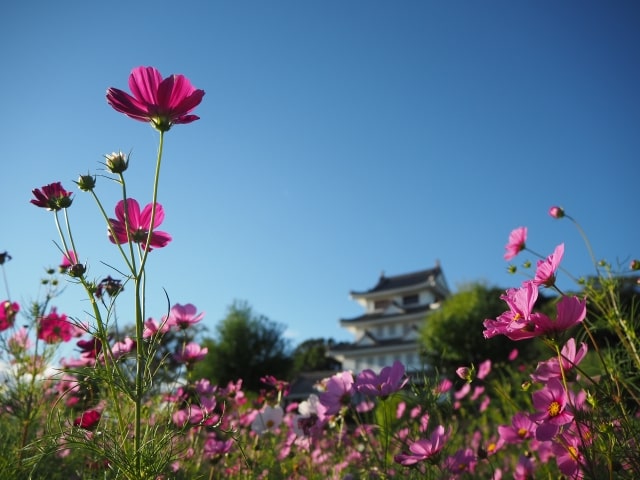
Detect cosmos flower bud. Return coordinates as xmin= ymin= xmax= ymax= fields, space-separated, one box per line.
xmin=630 ymin=259 xmax=640 ymax=271
xmin=76 ymin=173 xmax=97 ymax=191
xmin=548 ymin=206 xmax=564 ymax=219
xmin=105 ymin=151 xmax=129 ymax=174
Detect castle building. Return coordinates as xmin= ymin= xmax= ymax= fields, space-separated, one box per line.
xmin=327 ymin=265 xmax=450 ymax=374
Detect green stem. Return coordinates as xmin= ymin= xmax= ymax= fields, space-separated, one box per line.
xmin=133 ymin=130 xmax=165 ymax=478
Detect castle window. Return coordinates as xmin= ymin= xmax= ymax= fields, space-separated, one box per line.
xmin=402 ymin=294 xmax=419 ymax=305
xmin=374 ymin=299 xmax=390 ymax=310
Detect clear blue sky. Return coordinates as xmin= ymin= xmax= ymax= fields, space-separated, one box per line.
xmin=1 ymin=1 xmax=638 ymax=348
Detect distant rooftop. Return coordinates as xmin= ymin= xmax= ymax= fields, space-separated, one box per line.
xmin=350 ymin=265 xmax=442 ymax=297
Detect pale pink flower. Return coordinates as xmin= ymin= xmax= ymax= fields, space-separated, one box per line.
xmin=8 ymin=326 xmax=31 ymax=352
xmin=394 ymin=425 xmax=448 ymax=466
xmin=110 ymin=337 xmax=136 ymax=360
xmin=175 ymin=342 xmax=208 ymax=365
xmin=533 ymin=243 xmax=564 ymax=287
xmin=532 ymin=337 xmax=588 ymax=382
xmin=531 ymin=377 xmax=574 ymax=441
xmin=164 ymin=303 xmax=205 ymax=330
xmin=318 ymin=371 xmax=355 ymax=415
xmin=504 ymin=227 xmax=527 ymax=261
xmin=476 ymin=359 xmax=492 ymax=380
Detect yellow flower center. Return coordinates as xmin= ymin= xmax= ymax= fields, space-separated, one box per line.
xmin=548 ymin=401 xmax=561 ymax=417
xmin=517 ymin=427 xmax=528 ymax=438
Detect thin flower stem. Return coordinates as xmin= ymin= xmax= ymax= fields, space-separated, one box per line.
xmin=566 ymin=214 xmax=600 ymax=276
xmin=133 ymin=129 xmax=164 ymax=478
xmin=1 ymin=264 xmax=10 ymax=300
xmin=53 ymin=211 xmax=72 ymax=260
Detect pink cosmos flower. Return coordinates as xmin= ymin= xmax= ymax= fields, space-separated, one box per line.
xmin=30 ymin=182 xmax=73 ymax=211
xmin=175 ymin=342 xmax=208 ymax=365
xmin=498 ymin=412 xmax=537 ymax=444
xmin=483 ymin=281 xmax=540 ymax=340
xmin=0 ymin=300 xmax=20 ymax=332
xmin=110 ymin=337 xmax=136 ymax=360
xmin=504 ymin=227 xmax=527 ymax=261
xmin=533 ymin=243 xmax=564 ymax=287
xmin=143 ymin=317 xmax=170 ymax=338
xmin=164 ymin=303 xmax=205 ymax=330
xmin=444 ymin=447 xmax=477 ymax=475
xmin=531 ymin=377 xmax=574 ymax=441
xmin=552 ymin=431 xmax=585 ymax=478
xmin=476 ymin=359 xmax=492 ymax=380
xmin=8 ymin=326 xmax=32 ymax=352
xmin=533 ymin=295 xmax=587 ymax=338
xmin=319 ymin=371 xmax=355 ymax=415
xmin=38 ymin=309 xmax=77 ymax=343
xmin=108 ymin=198 xmax=172 ymax=251
xmin=60 ymin=250 xmax=78 ymax=270
xmin=355 ymin=360 xmax=408 ymax=397
xmin=531 ymin=337 xmax=588 ymax=383
xmin=394 ymin=425 xmax=448 ymax=466
xmin=106 ymin=66 xmax=205 ymax=132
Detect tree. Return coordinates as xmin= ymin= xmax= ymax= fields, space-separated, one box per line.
xmin=290 ymin=338 xmax=342 ymax=375
xmin=192 ymin=301 xmax=292 ymax=392
xmin=420 ymin=282 xmax=543 ymax=374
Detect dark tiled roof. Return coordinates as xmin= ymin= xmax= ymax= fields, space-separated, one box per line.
xmin=328 ymin=337 xmax=418 ymax=352
xmin=350 ymin=266 xmax=442 ymax=296
xmin=340 ymin=302 xmax=433 ymax=324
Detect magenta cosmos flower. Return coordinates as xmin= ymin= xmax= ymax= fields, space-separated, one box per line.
xmin=108 ymin=198 xmax=172 ymax=251
xmin=355 ymin=360 xmax=408 ymax=397
xmin=31 ymin=182 xmax=73 ymax=211
xmin=164 ymin=303 xmax=205 ymax=330
xmin=504 ymin=227 xmax=527 ymax=261
xmin=319 ymin=371 xmax=355 ymax=415
xmin=533 ymin=243 xmax=564 ymax=287
xmin=394 ymin=425 xmax=448 ymax=466
xmin=106 ymin=66 xmax=205 ymax=132
xmin=38 ymin=309 xmax=78 ymax=343
xmin=1 ymin=300 xmax=20 ymax=332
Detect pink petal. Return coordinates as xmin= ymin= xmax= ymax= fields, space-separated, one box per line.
xmin=140 ymin=203 xmax=165 ymax=229
xmin=106 ymin=88 xmax=151 ymax=121
xmin=129 ymin=66 xmax=163 ymax=105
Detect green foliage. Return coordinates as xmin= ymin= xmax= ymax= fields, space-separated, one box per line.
xmin=290 ymin=337 xmax=342 ymax=375
xmin=420 ymin=282 xmax=541 ymax=373
xmin=192 ymin=300 xmax=292 ymax=391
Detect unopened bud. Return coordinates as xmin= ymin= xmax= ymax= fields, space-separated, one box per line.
xmin=548 ymin=206 xmax=564 ymax=219
xmin=76 ymin=173 xmax=97 ymax=191
xmin=630 ymin=259 xmax=640 ymax=271
xmin=105 ymin=151 xmax=129 ymax=174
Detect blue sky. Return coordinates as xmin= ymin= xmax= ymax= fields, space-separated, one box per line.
xmin=1 ymin=1 xmax=638 ymax=349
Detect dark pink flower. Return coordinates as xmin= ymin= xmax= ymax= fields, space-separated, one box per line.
xmin=164 ymin=303 xmax=204 ymax=330
xmin=108 ymin=198 xmax=171 ymax=251
xmin=38 ymin=309 xmax=77 ymax=343
xmin=31 ymin=182 xmax=73 ymax=211
xmin=549 ymin=206 xmax=565 ymax=219
xmin=394 ymin=425 xmax=448 ymax=466
xmin=106 ymin=66 xmax=205 ymax=132
xmin=355 ymin=360 xmax=408 ymax=397
xmin=533 ymin=243 xmax=564 ymax=287
xmin=60 ymin=250 xmax=78 ymax=270
xmin=504 ymin=227 xmax=527 ymax=261
xmin=0 ymin=300 xmax=20 ymax=332
xmin=73 ymin=409 xmax=101 ymax=430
